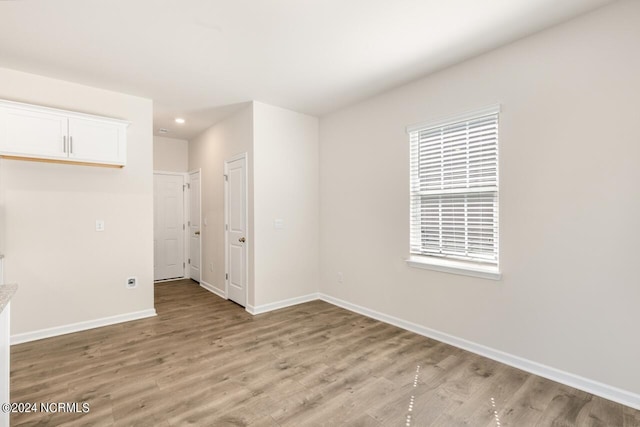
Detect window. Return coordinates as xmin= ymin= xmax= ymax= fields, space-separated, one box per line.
xmin=407 ymin=105 xmax=500 ymax=279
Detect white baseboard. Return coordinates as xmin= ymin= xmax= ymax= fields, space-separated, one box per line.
xmin=318 ymin=293 xmax=640 ymax=411
xmin=200 ymin=281 xmax=226 ymax=299
xmin=246 ymin=293 xmax=320 ymax=315
xmin=10 ymin=309 xmax=157 ymax=345
xmin=153 ymin=277 xmax=186 ymax=283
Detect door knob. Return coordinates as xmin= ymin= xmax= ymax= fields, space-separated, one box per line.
xmin=195 ymin=231 xmax=200 ymax=235
xmin=239 ymin=237 xmax=246 ymax=243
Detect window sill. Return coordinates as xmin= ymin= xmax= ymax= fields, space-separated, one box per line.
xmin=406 ymin=256 xmax=502 ymax=280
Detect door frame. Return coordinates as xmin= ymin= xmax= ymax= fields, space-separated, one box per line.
xmin=153 ymin=170 xmax=187 ymax=282
xmin=224 ymin=153 xmax=249 ymax=306
xmin=187 ymin=169 xmax=202 ymax=282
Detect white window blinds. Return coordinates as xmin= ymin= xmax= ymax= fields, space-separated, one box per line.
xmin=409 ymin=107 xmax=499 ymax=265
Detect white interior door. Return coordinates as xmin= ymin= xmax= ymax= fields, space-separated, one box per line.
xmin=188 ymin=170 xmax=201 ymax=282
xmin=154 ymin=173 xmax=185 ymax=281
xmin=225 ymin=155 xmax=247 ymax=307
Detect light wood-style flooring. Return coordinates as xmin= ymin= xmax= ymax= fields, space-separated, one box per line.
xmin=10 ymin=279 xmax=640 ymax=426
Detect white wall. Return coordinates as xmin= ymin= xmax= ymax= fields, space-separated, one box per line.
xmin=319 ymin=0 xmax=640 ymax=397
xmin=189 ymin=102 xmax=319 ymax=309
xmin=0 ymin=67 xmax=154 ymax=335
xmin=153 ymin=136 xmax=188 ymax=172
xmin=188 ymin=103 xmax=254 ymax=301
xmin=253 ymin=102 xmax=319 ymax=308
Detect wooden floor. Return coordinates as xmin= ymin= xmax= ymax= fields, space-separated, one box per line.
xmin=10 ymin=280 xmax=640 ymax=426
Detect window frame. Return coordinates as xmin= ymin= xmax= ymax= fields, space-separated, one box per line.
xmin=406 ymin=105 xmax=502 ymax=280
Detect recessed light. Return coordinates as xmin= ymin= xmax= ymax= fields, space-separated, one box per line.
xmin=175 ymin=118 xmax=185 ymax=124
xmin=159 ymin=128 xmax=169 ymax=134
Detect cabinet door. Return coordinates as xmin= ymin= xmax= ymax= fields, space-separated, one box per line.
xmin=68 ymin=117 xmax=126 ymax=165
xmin=0 ymin=106 xmax=68 ymax=159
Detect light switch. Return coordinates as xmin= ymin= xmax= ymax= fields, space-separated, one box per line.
xmin=274 ymin=219 xmax=284 ymax=230
xmin=95 ymin=220 xmax=105 ymax=232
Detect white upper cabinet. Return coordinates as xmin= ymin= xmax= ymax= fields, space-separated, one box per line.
xmin=0 ymin=99 xmax=129 ymax=167
xmin=68 ymin=117 xmax=126 ymax=165
xmin=1 ymin=106 xmax=68 ymax=160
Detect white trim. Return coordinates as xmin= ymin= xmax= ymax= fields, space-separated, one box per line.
xmin=224 ymin=162 xmax=229 ymax=299
xmin=10 ymin=309 xmax=157 ymax=345
xmin=318 ymin=293 xmax=640 ymax=411
xmin=406 ymin=103 xmax=501 ymax=134
xmin=225 ymin=152 xmax=249 ymax=163
xmin=153 ymin=277 xmax=186 ymax=283
xmin=407 ymin=256 xmax=501 ymax=280
xmin=152 ymin=170 xmax=187 ymax=176
xmin=200 ymin=280 xmax=226 ymax=299
xmin=187 ymin=169 xmax=202 ymax=282
xmin=246 ymin=293 xmax=320 ymax=315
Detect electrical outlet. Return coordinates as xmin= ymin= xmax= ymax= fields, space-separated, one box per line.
xmin=337 ymin=272 xmax=343 ymax=284
xmin=126 ymin=277 xmax=137 ymax=289
xmin=209 ymin=262 xmax=213 ymax=272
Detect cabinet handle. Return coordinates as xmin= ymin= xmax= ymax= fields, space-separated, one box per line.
xmin=63 ymin=136 xmax=67 ymax=153
xmin=70 ymin=136 xmax=73 ymax=154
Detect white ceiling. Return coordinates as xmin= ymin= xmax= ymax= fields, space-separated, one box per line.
xmin=0 ymin=0 xmax=615 ymax=140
